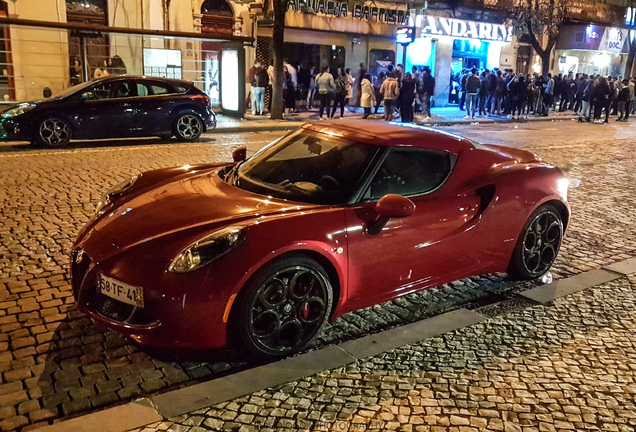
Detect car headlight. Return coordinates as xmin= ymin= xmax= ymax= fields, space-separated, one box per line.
xmin=95 ymin=175 xmax=140 ymax=214
xmin=2 ymin=104 xmax=36 ymax=118
xmin=168 ymin=225 xmax=246 ymax=273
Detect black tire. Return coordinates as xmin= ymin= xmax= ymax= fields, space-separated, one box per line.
xmin=173 ymin=113 xmax=203 ymax=141
xmin=509 ymin=204 xmax=564 ymax=280
xmin=35 ymin=117 xmax=72 ymax=148
xmin=232 ymin=254 xmax=333 ymax=358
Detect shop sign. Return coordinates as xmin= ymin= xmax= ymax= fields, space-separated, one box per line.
xmin=598 ymin=27 xmax=627 ymax=54
xmin=286 ymin=0 xmax=409 ymax=24
xmin=417 ymin=16 xmax=513 ymax=43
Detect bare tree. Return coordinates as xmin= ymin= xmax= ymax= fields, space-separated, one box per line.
xmin=270 ymin=0 xmax=285 ymax=119
xmin=511 ymin=0 xmax=568 ymax=76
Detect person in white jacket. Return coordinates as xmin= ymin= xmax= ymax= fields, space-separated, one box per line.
xmin=360 ymin=73 xmax=375 ymax=119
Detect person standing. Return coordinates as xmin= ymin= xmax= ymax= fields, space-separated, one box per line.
xmin=306 ymin=64 xmax=317 ymax=109
xmin=355 ymin=63 xmax=366 ymax=107
xmin=420 ymin=67 xmax=435 ymax=120
xmin=345 ymin=68 xmax=354 ymax=110
xmin=380 ymin=71 xmax=399 ymax=121
xmin=249 ymin=61 xmax=262 ymax=115
xmin=331 ymin=68 xmax=349 ymax=119
xmin=459 ymin=70 xmax=469 ymax=111
xmin=93 ymin=60 xmax=109 ymax=78
xmin=398 ymin=72 xmax=416 ymax=123
xmin=617 ymin=79 xmax=630 ymax=122
xmin=542 ymin=73 xmax=554 ymax=116
xmin=592 ymin=76 xmax=610 ymax=123
xmin=360 ymin=73 xmax=375 ymax=119
xmin=465 ymin=68 xmax=480 ymax=119
xmin=479 ymin=71 xmax=489 ymax=117
xmin=627 ymin=79 xmax=635 ymax=121
xmin=316 ymin=66 xmax=335 ymax=119
xmin=253 ymin=62 xmax=268 ymax=115
xmin=267 ymin=64 xmax=274 ymax=112
xmin=283 ymin=66 xmax=295 ymax=115
xmin=373 ymin=72 xmax=385 ymax=115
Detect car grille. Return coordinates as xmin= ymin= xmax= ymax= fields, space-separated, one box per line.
xmin=92 ymin=286 xmax=149 ymax=325
xmin=71 ymin=249 xmax=91 ymax=300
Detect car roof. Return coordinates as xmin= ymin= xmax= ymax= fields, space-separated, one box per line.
xmin=92 ymin=75 xmax=194 ymax=87
xmin=302 ymin=120 xmax=475 ymax=153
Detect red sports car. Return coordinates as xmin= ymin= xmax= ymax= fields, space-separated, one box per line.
xmin=72 ymin=121 xmax=570 ymax=358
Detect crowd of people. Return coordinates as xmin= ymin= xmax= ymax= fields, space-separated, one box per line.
xmin=247 ymin=60 xmax=436 ymax=123
xmin=249 ymin=59 xmax=636 ymax=124
xmin=455 ymin=67 xmax=636 ymax=123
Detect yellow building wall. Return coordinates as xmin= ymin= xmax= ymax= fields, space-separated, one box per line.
xmin=8 ymin=0 xmax=69 ymax=100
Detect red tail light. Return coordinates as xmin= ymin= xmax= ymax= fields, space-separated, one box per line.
xmin=190 ymin=94 xmax=211 ymax=108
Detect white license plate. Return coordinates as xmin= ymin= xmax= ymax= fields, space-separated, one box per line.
xmin=97 ymin=274 xmax=144 ymax=308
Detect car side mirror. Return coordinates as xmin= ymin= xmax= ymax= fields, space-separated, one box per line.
xmin=368 ymin=194 xmax=415 ymax=235
xmin=81 ymin=92 xmax=94 ymax=101
xmin=232 ymin=146 xmax=247 ymax=163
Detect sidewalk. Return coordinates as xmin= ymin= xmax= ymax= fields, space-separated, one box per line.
xmin=211 ymin=106 xmax=580 ymax=134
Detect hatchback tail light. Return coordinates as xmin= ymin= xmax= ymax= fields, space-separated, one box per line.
xmin=190 ymin=94 xmax=211 ymax=108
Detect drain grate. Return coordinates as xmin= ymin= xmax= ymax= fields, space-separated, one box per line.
xmin=475 ymin=297 xmax=533 ymax=318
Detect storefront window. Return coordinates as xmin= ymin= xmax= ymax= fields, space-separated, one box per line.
xmin=283 ymin=43 xmax=346 ymax=76
xmin=369 ymin=49 xmax=395 ymax=79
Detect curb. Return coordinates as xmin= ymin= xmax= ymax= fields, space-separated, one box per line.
xmin=206 ymin=115 xmax=581 ymax=134
xmin=32 ymin=257 xmax=636 ymax=432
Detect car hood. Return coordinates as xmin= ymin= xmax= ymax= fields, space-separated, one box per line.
xmin=92 ymin=169 xmax=315 ymax=260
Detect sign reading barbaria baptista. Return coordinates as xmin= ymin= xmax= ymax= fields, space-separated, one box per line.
xmin=286 ymin=0 xmax=409 ymax=24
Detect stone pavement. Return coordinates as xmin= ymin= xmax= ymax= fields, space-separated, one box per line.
xmin=213 ymin=107 xmax=579 ymax=133
xmin=0 ymin=122 xmax=635 ymax=431
xmin=131 ymin=274 xmax=636 ymax=432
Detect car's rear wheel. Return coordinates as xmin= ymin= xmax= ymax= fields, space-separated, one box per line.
xmin=36 ymin=117 xmax=71 ymax=148
xmin=174 ymin=113 xmax=203 ymax=141
xmin=509 ymin=205 xmax=563 ymax=280
xmin=233 ymin=255 xmax=333 ymax=358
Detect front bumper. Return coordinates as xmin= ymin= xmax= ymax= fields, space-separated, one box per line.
xmin=0 ymin=118 xmax=24 ymax=140
xmin=72 ymin=230 xmax=231 ymax=350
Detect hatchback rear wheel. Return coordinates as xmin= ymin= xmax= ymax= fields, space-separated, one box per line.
xmin=174 ymin=113 xmax=203 ymax=141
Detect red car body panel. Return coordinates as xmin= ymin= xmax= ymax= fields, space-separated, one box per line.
xmin=72 ymin=121 xmax=570 ymax=350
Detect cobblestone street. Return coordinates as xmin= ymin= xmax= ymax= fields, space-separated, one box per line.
xmin=1 ymin=121 xmax=636 ymax=431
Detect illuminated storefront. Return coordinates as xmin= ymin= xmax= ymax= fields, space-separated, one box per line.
xmin=555 ymin=24 xmax=628 ymax=76
xmin=398 ymin=14 xmax=514 ymax=107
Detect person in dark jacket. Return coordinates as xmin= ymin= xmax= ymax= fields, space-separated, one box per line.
xmin=487 ymin=69 xmax=498 ymax=113
xmin=593 ymin=76 xmax=610 ymax=123
xmin=420 ymin=68 xmax=435 ymax=119
xmin=479 ymin=71 xmax=489 ymax=117
xmin=398 ymin=73 xmax=416 ymax=123
xmin=465 ymin=68 xmax=480 ymax=119
xmin=459 ymin=70 xmax=469 ymax=111
xmin=617 ymin=79 xmax=630 ymax=121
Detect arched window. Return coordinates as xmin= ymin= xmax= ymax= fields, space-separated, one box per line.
xmin=201 ymin=0 xmax=233 ymax=17
xmin=200 ymin=0 xmax=234 ymax=35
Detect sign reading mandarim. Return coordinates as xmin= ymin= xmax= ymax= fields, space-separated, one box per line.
xmin=286 ymin=0 xmax=410 ymax=24
xmin=418 ymin=16 xmax=513 ymax=42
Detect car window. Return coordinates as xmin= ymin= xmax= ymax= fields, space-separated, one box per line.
xmin=136 ymin=82 xmax=173 ymax=96
xmin=235 ymin=130 xmax=378 ymax=205
xmin=364 ymin=148 xmax=451 ymax=200
xmin=112 ymin=81 xmax=132 ymax=98
xmin=91 ymin=83 xmax=113 ymax=100
xmin=174 ymin=85 xmax=188 ymax=93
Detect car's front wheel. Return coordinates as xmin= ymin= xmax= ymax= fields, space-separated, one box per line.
xmin=233 ymin=255 xmax=333 ymax=358
xmin=174 ymin=113 xmax=203 ymax=141
xmin=509 ymin=204 xmax=564 ymax=280
xmin=36 ymin=117 xmax=72 ymax=148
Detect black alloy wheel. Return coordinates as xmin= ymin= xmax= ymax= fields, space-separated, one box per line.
xmin=36 ymin=117 xmax=72 ymax=148
xmin=234 ymin=255 xmax=333 ymax=358
xmin=510 ymin=205 xmax=563 ymax=279
xmin=174 ymin=113 xmax=203 ymax=141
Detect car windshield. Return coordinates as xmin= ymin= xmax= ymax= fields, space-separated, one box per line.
xmin=232 ymin=130 xmax=378 ymax=205
xmin=52 ymin=81 xmax=95 ymax=99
